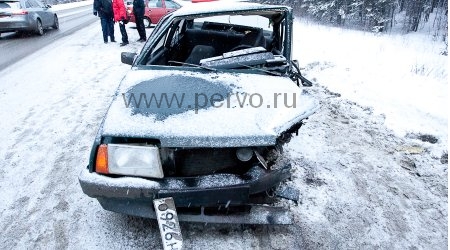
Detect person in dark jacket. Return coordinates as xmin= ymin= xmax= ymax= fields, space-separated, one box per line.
xmin=112 ymin=0 xmax=129 ymax=46
xmin=133 ymin=0 xmax=146 ymax=42
xmin=93 ymin=0 xmax=116 ymax=43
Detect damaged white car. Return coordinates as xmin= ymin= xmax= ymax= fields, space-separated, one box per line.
xmin=79 ymin=1 xmax=318 ymax=226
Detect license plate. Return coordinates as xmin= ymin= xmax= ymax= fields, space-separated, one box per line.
xmin=153 ymin=197 xmax=183 ymax=250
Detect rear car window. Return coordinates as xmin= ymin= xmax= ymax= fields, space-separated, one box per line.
xmin=196 ymin=15 xmax=272 ymax=32
xmin=148 ymin=0 xmax=162 ymax=8
xmin=165 ymin=0 xmax=180 ymax=8
xmin=0 ymin=2 xmax=21 ymax=9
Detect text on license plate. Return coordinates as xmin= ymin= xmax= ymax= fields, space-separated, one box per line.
xmin=153 ymin=197 xmax=183 ymax=250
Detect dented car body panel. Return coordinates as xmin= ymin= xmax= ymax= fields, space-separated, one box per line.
xmin=79 ymin=1 xmax=318 ymax=224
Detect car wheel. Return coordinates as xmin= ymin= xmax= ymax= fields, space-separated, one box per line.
xmin=143 ymin=17 xmax=151 ymax=28
xmin=35 ymin=19 xmax=44 ymax=36
xmin=52 ymin=15 xmax=59 ymax=29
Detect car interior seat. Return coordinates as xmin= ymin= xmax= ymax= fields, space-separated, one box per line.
xmin=242 ymin=29 xmax=266 ymax=47
xmin=184 ymin=45 xmax=216 ymax=65
xmin=230 ymin=29 xmax=266 ymax=51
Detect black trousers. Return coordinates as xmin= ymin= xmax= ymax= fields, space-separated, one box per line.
xmin=119 ymin=21 xmax=128 ymax=43
xmin=100 ymin=17 xmax=114 ymax=42
xmin=134 ymin=14 xmax=146 ymax=40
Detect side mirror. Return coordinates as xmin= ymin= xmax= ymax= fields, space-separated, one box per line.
xmin=121 ymin=52 xmax=137 ymax=65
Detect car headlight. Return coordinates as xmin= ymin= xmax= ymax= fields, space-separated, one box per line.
xmin=95 ymin=144 xmax=164 ymax=178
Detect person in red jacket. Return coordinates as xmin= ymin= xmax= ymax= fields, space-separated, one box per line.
xmin=112 ymin=0 xmax=129 ymax=46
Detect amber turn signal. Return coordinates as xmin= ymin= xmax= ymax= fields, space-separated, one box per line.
xmin=96 ymin=144 xmax=109 ymax=174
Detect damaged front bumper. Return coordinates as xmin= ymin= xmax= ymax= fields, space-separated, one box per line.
xmin=79 ymin=164 xmax=297 ymax=224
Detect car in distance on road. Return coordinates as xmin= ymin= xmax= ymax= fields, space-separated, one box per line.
xmin=0 ymin=0 xmax=58 ymax=36
xmin=79 ymin=1 xmax=318 ymax=225
xmin=127 ymin=0 xmax=181 ymax=28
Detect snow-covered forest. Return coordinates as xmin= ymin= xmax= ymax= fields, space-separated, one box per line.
xmin=259 ymin=0 xmax=447 ymax=40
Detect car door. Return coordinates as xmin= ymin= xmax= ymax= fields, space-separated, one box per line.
xmin=26 ymin=0 xmax=43 ymax=25
xmin=146 ymin=0 xmax=165 ymax=23
xmin=164 ymin=0 xmax=180 ymax=14
xmin=28 ymin=0 xmax=51 ymax=26
xmin=37 ymin=0 xmax=53 ymax=26
xmin=38 ymin=0 xmax=54 ymax=27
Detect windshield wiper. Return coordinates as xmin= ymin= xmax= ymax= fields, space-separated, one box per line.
xmin=168 ymin=60 xmax=217 ymax=72
xmin=237 ymin=63 xmax=282 ymax=76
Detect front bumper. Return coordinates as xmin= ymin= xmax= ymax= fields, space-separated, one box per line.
xmin=79 ymin=164 xmax=294 ymax=224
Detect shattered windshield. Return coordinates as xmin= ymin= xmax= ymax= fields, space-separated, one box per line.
xmin=141 ymin=9 xmax=289 ymax=73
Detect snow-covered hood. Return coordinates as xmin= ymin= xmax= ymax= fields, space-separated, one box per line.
xmin=101 ymin=69 xmax=318 ymax=147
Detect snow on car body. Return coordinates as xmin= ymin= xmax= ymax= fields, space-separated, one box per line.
xmin=79 ymin=1 xmax=318 ymax=224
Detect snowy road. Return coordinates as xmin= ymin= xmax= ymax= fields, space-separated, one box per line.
xmin=0 ymin=13 xmax=447 ymax=250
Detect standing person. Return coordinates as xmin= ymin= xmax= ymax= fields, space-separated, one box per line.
xmin=93 ymin=0 xmax=116 ymax=44
xmin=112 ymin=0 xmax=129 ymax=46
xmin=133 ymin=0 xmax=146 ymax=42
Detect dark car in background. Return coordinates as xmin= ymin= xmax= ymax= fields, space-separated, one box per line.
xmin=0 ymin=0 xmax=58 ymax=36
xmin=127 ymin=0 xmax=180 ymax=28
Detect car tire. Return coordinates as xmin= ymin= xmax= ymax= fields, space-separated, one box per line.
xmin=35 ymin=19 xmax=44 ymax=36
xmin=52 ymin=15 xmax=59 ymax=30
xmin=143 ymin=17 xmax=151 ymax=28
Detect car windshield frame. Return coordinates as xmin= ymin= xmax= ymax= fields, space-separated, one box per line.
xmin=134 ymin=6 xmax=293 ymax=73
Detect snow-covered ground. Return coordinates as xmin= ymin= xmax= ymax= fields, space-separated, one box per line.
xmin=296 ymin=21 xmax=448 ymax=144
xmin=0 ymin=6 xmax=447 ymax=250
xmin=51 ymin=0 xmax=93 ymax=11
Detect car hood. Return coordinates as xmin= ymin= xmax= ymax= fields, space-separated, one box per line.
xmin=101 ymin=69 xmax=318 ymax=147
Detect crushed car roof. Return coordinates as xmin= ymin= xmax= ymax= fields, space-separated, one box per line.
xmin=171 ymin=1 xmax=291 ymax=17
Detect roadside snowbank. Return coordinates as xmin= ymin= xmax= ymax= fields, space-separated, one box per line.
xmin=289 ymin=20 xmax=448 ymax=249
xmin=295 ymin=20 xmax=448 ymax=147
